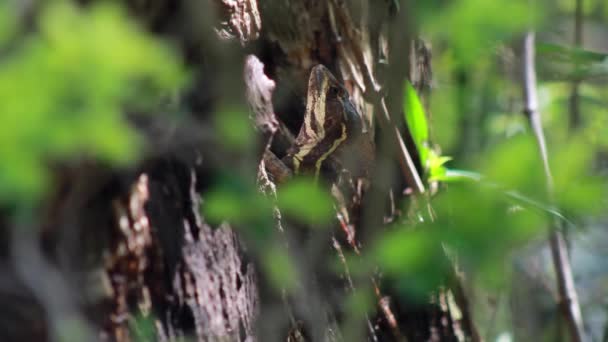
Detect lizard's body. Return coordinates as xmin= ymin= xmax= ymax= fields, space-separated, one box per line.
xmin=282 ymin=65 xmax=362 ymax=179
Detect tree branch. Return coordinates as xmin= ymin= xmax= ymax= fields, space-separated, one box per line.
xmin=521 ymin=32 xmax=586 ymax=342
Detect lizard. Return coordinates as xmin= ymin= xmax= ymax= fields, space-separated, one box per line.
xmin=261 ymin=64 xmax=368 ymax=247
xmin=265 ymin=64 xmax=364 ymax=182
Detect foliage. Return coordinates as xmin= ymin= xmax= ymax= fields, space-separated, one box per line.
xmin=2 ymin=0 xmax=607 ymax=340
xmin=403 ymin=79 xmax=453 ymax=181
xmin=203 ymin=175 xmax=333 ymax=230
xmin=418 ymin=0 xmax=538 ymax=66
xmin=399 ymin=0 xmax=608 ymax=338
xmin=215 ymin=106 xmax=256 ymax=149
xmin=403 ymin=80 xmax=429 ymax=162
xmin=277 ymin=177 xmax=334 ymax=226
xmin=0 ymin=1 xmax=186 ymax=205
xmin=538 ymin=43 xmax=608 ymax=81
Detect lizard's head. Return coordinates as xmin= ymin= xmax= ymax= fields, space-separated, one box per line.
xmin=306 ymin=65 xmax=362 ymax=142
xmin=288 ymin=65 xmax=363 ymax=175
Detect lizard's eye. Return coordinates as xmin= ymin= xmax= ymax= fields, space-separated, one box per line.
xmin=328 ymin=86 xmax=340 ymax=97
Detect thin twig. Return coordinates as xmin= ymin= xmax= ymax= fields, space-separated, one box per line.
xmin=521 ymin=32 xmax=586 ymax=342
xmin=568 ymin=0 xmax=583 ymax=129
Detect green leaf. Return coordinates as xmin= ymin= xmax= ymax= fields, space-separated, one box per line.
xmin=537 ymin=43 xmax=607 ymax=64
xmin=434 ymin=169 xmax=483 ymax=182
xmin=215 ymin=107 xmax=255 ymax=150
xmin=419 ymin=0 xmax=538 ymax=66
xmin=373 ymin=228 xmax=448 ymax=296
xmin=0 ymin=1 xmax=187 ymax=205
xmin=537 ymin=42 xmax=608 ymax=82
xmin=0 ymin=2 xmax=17 ymax=46
xmin=277 ymin=178 xmax=334 ymax=226
xmin=435 ymin=168 xmax=573 ymax=225
xmin=403 ymin=80 xmax=429 ymax=163
xmin=202 ymin=175 xmax=272 ymax=225
xmin=427 ymin=151 xmax=452 ymax=181
xmin=262 ymin=246 xmax=297 ymax=291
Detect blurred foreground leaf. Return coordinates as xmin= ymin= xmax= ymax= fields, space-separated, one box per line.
xmin=277 ymin=178 xmax=334 ymax=226
xmin=420 ymin=0 xmax=536 ymax=66
xmin=0 ymin=1 xmax=186 ymax=204
xmin=215 ymin=107 xmax=255 ymax=150
xmin=262 ymin=245 xmax=297 ymax=291
xmin=0 ymin=2 xmax=17 ymax=46
xmin=374 ymin=227 xmax=448 ymax=297
xmin=202 ymin=174 xmax=274 ymax=243
xmin=551 ymin=137 xmax=605 ymax=219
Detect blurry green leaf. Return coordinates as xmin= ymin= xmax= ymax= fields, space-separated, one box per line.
xmin=204 ymin=189 xmax=250 ymax=222
xmin=537 ymin=43 xmax=607 ymax=64
xmin=373 ymin=180 xmax=547 ymax=293
xmin=537 ymin=42 xmax=608 ymax=82
xmin=431 ymin=183 xmax=545 ymax=284
xmin=129 ymin=314 xmax=156 ymax=342
xmin=556 ymin=0 xmax=600 ymax=17
xmin=421 ymin=0 xmax=538 ymax=66
xmin=202 ymin=175 xmax=272 ymax=226
xmin=373 ymin=228 xmax=448 ymax=296
xmin=345 ymin=289 xmax=374 ymax=317
xmin=215 ymin=107 xmax=255 ymax=149
xmin=551 ymin=137 xmax=605 ymax=218
xmin=434 ymin=167 xmax=572 ymax=225
xmin=277 ymin=178 xmax=334 ymax=226
xmin=481 ymin=135 xmax=545 ymax=196
xmin=0 ymin=1 xmax=187 ymax=204
xmin=403 ymin=80 xmax=429 ymax=163
xmin=502 ymin=189 xmax=572 ymax=226
xmin=342 ymin=287 xmax=375 ymax=340
xmin=201 ymin=172 xmax=283 ymax=249
xmin=428 ymin=54 xmax=460 ymax=151
xmin=0 ymin=2 xmax=17 ymax=46
xmin=263 ymin=245 xmax=297 ymax=291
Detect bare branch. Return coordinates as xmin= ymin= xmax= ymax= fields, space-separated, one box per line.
xmin=521 ymin=31 xmax=586 ymax=342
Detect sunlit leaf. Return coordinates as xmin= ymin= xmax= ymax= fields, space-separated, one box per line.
xmin=427 ymin=151 xmax=451 ymax=181
xmin=435 ymin=169 xmax=483 ymax=182
xmin=403 ymin=80 xmax=429 ymax=163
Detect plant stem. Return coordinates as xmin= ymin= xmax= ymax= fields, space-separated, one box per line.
xmin=522 ymin=31 xmax=586 ymax=342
